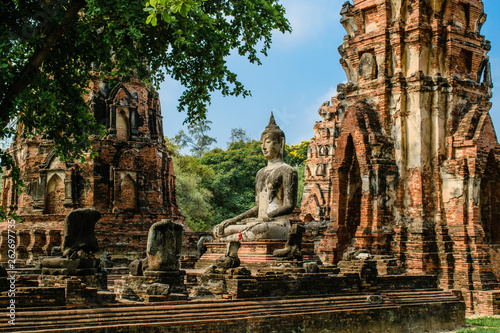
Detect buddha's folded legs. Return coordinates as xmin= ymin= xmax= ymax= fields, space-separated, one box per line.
xmin=219 ymin=218 xmax=290 ymax=241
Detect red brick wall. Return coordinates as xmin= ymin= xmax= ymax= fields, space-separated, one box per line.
xmin=0 ymin=79 xmax=184 ymax=263
xmin=301 ymin=0 xmax=500 ymax=314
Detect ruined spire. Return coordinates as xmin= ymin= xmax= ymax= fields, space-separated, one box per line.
xmin=261 ymin=112 xmax=285 ymax=142
xmin=265 ymin=112 xmax=280 ymax=132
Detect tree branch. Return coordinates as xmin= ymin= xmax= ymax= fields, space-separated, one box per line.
xmin=0 ymin=0 xmax=87 ymax=131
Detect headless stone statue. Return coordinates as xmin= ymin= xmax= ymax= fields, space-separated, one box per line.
xmin=213 ymin=113 xmax=298 ymax=241
xmin=42 ymin=208 xmax=102 ymax=274
xmin=273 ymin=224 xmax=306 ymax=260
xmin=62 ymin=208 xmax=101 ymax=258
xmin=215 ymin=241 xmax=241 ymax=269
xmin=145 ymin=219 xmax=184 ymax=272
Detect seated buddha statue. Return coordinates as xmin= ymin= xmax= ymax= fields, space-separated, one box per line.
xmin=213 ymin=113 xmax=298 ymax=241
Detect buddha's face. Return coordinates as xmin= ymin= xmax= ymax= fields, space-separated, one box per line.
xmin=261 ymin=135 xmax=281 ymax=160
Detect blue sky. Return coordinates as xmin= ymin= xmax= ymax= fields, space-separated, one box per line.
xmin=160 ymin=0 xmax=500 ymax=151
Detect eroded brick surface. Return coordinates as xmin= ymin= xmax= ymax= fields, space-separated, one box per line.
xmin=1 ymin=79 xmax=184 ymax=262
xmin=301 ymin=0 xmax=500 ymax=314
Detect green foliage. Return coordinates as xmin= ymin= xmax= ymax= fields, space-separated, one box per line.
xmin=142 ymin=0 xmax=291 ymax=121
xmin=228 ymin=128 xmax=251 ymax=146
xmin=145 ymin=0 xmax=203 ymax=23
xmin=458 ymin=328 xmax=500 ymax=333
xmin=285 ymin=141 xmax=309 ymax=167
xmin=457 ymin=317 xmax=500 ymax=333
xmin=0 ymin=0 xmax=290 ymax=220
xmin=164 ymin=137 xmax=181 ymax=155
xmin=173 ymin=154 xmax=214 ymax=231
xmin=466 ymin=317 xmax=500 ymax=327
xmin=201 ymin=139 xmax=266 ymax=226
xmin=173 ymin=119 xmax=216 ymax=158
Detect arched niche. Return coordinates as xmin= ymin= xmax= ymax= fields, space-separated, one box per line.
xmin=107 ymin=83 xmax=139 ymax=140
xmin=34 ymin=149 xmax=75 ymax=212
xmin=480 ymin=151 xmax=500 ymax=244
xmin=339 ymin=135 xmax=362 ymax=242
xmin=116 ymin=108 xmax=130 ymax=141
xmin=120 ymin=174 xmax=137 ymax=210
xmin=44 ymin=174 xmax=65 ymax=214
xmin=2 ymin=180 xmax=11 ymax=208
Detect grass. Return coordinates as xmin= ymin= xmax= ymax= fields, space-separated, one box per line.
xmin=457 ymin=317 xmax=500 ymax=332
xmin=458 ymin=329 xmax=500 ymax=333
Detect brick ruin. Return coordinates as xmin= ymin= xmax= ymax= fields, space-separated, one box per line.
xmin=1 ymin=0 xmax=498 ymax=323
xmin=0 ymin=79 xmax=183 ymax=263
xmin=301 ymin=0 xmax=500 ymax=313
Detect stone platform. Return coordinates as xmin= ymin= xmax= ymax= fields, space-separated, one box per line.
xmin=38 ymin=273 xmax=108 ymax=305
xmin=0 ymin=290 xmax=465 ymax=332
xmin=195 ymin=241 xmax=319 ymax=270
xmin=114 ymin=271 xmax=188 ymax=302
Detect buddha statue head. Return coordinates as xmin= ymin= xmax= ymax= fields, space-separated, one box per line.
xmin=260 ymin=113 xmax=285 ymax=160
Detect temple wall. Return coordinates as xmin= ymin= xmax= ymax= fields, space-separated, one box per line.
xmin=302 ymin=0 xmax=500 ymax=314
xmin=0 ymin=79 xmax=184 ymax=263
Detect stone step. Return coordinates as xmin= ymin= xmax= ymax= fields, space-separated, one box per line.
xmin=0 ymin=290 xmax=463 ymax=332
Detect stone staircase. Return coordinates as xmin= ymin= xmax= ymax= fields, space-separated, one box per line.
xmin=0 ymin=289 xmax=465 ymax=332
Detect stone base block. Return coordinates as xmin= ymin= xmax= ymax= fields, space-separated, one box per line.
xmin=0 ymin=287 xmax=66 ymax=308
xmin=194 ymin=267 xmax=252 ymax=298
xmin=41 ymin=257 xmax=102 ymax=276
xmin=195 ymin=241 xmax=319 ymax=270
xmin=467 ymin=289 xmax=500 ymax=315
xmin=40 ymin=271 xmax=107 ymax=290
xmin=38 ymin=275 xmax=107 ymax=305
xmin=41 ymin=267 xmax=101 ymax=276
xmin=114 ymin=271 xmax=187 ymax=302
xmin=375 ymin=258 xmax=402 ymax=275
xmin=39 ymin=273 xmax=107 ymax=290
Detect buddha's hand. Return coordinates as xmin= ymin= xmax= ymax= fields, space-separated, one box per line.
xmin=213 ymin=224 xmax=224 ymax=238
xmin=213 ymin=218 xmax=236 ymax=238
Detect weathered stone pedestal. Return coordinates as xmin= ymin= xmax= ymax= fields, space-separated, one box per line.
xmin=115 ymin=219 xmax=188 ymax=302
xmin=194 ymin=267 xmax=252 ymax=299
xmin=41 ymin=258 xmax=102 ymax=276
xmin=114 ymin=270 xmax=187 ymax=302
xmin=195 ymin=241 xmax=319 ymax=270
xmin=38 ymin=273 xmax=107 ymax=305
xmin=36 ymin=208 xmax=113 ymax=305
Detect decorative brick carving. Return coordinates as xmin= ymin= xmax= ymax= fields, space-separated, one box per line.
xmin=301 ymin=0 xmax=500 ymax=314
xmin=1 ymin=79 xmax=184 ymax=262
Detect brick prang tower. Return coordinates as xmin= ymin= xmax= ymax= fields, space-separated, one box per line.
xmin=1 ymin=79 xmax=184 ymax=264
xmin=301 ymin=0 xmax=500 ymax=314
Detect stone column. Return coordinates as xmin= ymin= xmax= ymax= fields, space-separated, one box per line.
xmin=43 ymin=229 xmax=62 ymax=256
xmin=130 ymin=107 xmax=139 ymax=140
xmin=64 ymin=169 xmax=74 ymax=208
xmin=28 ymin=229 xmax=46 ymax=261
xmin=0 ymin=230 xmax=9 ymax=261
xmin=108 ymin=105 xmax=117 ymax=138
xmin=34 ymin=171 xmax=47 ymax=211
xmin=16 ymin=230 xmax=31 ymax=260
